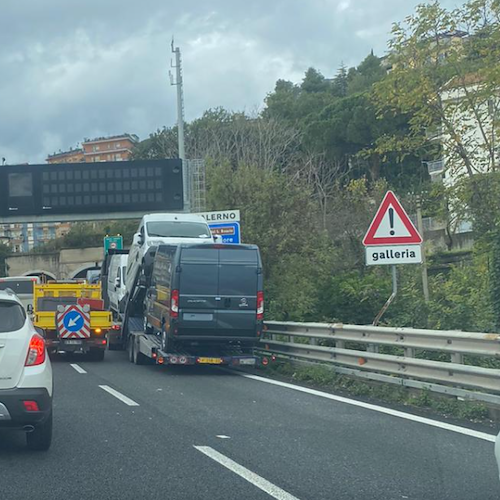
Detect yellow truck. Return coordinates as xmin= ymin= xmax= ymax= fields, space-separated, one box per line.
xmin=33 ymin=282 xmax=112 ymax=361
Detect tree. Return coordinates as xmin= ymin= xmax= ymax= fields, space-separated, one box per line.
xmin=206 ymin=161 xmax=337 ymax=320
xmin=347 ymin=52 xmax=387 ymax=95
xmin=132 ymin=108 xmax=303 ymax=174
xmin=332 ymin=63 xmax=348 ymax=97
xmin=301 ymin=68 xmax=330 ymax=93
xmin=374 ymin=0 xmax=500 ymax=217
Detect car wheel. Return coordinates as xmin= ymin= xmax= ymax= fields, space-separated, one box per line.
xmin=26 ymin=410 xmax=53 ymax=451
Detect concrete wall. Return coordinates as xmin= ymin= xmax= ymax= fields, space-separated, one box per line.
xmin=6 ymin=246 xmax=104 ymax=279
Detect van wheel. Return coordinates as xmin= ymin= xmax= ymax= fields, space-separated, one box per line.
xmin=26 ymin=410 xmax=53 ymax=451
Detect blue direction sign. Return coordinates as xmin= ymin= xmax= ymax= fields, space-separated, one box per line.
xmin=63 ymin=310 xmax=84 ymax=332
xmin=209 ymin=222 xmax=241 ymax=244
xmin=57 ymin=305 xmax=91 ymax=339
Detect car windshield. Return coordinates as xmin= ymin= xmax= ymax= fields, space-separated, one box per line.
xmin=146 ymin=221 xmax=211 ymax=239
xmin=0 ymin=301 xmax=26 ymax=332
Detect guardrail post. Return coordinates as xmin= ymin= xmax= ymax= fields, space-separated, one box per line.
xmin=367 ymin=344 xmax=379 ymax=353
xmin=336 ymin=340 xmax=345 ymax=349
xmin=451 ymin=353 xmax=464 ymax=364
xmin=404 ymin=347 xmax=415 ymax=358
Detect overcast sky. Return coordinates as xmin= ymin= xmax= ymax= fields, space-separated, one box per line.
xmin=1 ymin=0 xmax=458 ymax=164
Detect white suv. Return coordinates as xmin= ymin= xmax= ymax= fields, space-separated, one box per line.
xmin=0 ymin=290 xmax=53 ymax=450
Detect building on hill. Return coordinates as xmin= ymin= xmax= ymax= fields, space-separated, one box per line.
xmin=82 ymin=134 xmax=139 ymax=163
xmin=46 ymin=148 xmax=84 ymax=164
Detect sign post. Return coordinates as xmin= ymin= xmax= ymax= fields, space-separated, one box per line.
xmin=197 ymin=210 xmax=241 ymax=244
xmin=363 ymin=191 xmax=423 ymax=325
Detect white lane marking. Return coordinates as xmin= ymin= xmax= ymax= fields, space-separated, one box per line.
xmin=194 ymin=446 xmax=300 ymax=500
xmin=70 ymin=363 xmax=87 ymax=374
xmin=216 ymin=435 xmax=231 ymax=439
xmin=99 ymin=385 xmax=140 ymax=407
xmin=241 ymin=374 xmax=497 ymax=443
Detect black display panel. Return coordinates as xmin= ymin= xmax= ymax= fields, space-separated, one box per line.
xmin=0 ymin=159 xmax=183 ymax=217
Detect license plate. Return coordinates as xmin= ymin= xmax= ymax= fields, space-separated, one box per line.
xmin=239 ymin=358 xmax=256 ymax=366
xmin=64 ymin=340 xmax=83 ymax=345
xmin=197 ymin=357 xmax=223 ymax=364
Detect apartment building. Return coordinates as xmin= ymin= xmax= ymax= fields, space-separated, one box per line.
xmin=82 ymin=134 xmax=139 ymax=163
xmin=46 ymin=148 xmax=85 ymax=164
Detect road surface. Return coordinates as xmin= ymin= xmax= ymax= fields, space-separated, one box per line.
xmin=0 ymin=351 xmax=498 ymax=500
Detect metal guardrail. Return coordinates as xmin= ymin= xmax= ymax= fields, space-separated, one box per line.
xmin=260 ymin=322 xmax=500 ymax=405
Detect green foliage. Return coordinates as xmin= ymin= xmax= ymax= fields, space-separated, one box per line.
xmin=319 ymin=269 xmax=391 ymax=324
xmin=206 ymin=162 xmax=337 ymax=321
xmin=32 ymin=220 xmax=138 ymax=254
xmin=490 ymin=231 xmax=500 ymax=330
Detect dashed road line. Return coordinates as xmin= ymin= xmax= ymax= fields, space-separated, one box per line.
xmin=99 ymin=385 xmax=140 ymax=406
xmin=70 ymin=363 xmax=87 ymax=374
xmin=194 ymin=446 xmax=300 ymax=500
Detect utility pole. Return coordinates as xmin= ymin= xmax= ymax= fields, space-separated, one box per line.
xmin=170 ymin=38 xmax=189 ymax=211
xmin=416 ymin=197 xmax=430 ymax=302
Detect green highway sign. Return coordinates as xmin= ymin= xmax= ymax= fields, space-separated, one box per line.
xmin=104 ymin=235 xmax=123 ymax=254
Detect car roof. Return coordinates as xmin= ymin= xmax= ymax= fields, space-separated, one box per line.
xmin=0 ymin=290 xmax=23 ymax=304
xmin=143 ymin=213 xmax=208 ymax=224
xmin=0 ymin=276 xmax=39 ymax=282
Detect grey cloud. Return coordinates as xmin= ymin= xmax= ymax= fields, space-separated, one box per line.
xmin=0 ymin=0 xmax=457 ymax=164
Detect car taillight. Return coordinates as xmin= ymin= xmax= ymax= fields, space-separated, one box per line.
xmin=171 ymin=290 xmax=179 ymax=318
xmin=25 ymin=334 xmax=46 ymax=366
xmin=257 ymin=291 xmax=264 ymax=320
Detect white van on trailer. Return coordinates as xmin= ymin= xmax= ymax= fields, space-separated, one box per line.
xmin=107 ymin=254 xmax=128 ymax=314
xmin=125 ymin=213 xmax=214 ymax=297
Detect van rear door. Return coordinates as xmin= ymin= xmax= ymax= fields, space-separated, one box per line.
xmin=216 ymin=247 xmax=259 ymax=338
xmin=178 ymin=248 xmax=219 ymax=335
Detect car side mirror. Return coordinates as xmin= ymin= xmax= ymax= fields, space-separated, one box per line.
xmin=213 ymin=234 xmax=223 ymax=243
xmin=114 ymin=277 xmax=121 ymax=288
xmin=26 ymin=304 xmax=33 ymax=315
xmin=133 ymin=233 xmax=144 ymax=246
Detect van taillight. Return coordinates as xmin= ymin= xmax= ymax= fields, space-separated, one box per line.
xmin=171 ymin=290 xmax=179 ymax=318
xmin=25 ymin=334 xmax=46 ymax=366
xmin=257 ymin=291 xmax=264 ymax=320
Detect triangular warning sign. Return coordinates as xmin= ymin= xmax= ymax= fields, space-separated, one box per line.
xmin=363 ymin=191 xmax=422 ymax=246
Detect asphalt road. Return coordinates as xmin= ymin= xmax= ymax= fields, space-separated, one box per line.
xmin=0 ymin=351 xmax=498 ymax=500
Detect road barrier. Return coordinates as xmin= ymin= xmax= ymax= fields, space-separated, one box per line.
xmin=260 ymin=322 xmax=500 ymax=406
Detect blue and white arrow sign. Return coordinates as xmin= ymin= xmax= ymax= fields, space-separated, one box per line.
xmin=57 ymin=305 xmax=91 ymax=339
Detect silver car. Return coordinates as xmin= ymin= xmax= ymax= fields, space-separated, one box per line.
xmin=0 ymin=276 xmax=40 ymax=312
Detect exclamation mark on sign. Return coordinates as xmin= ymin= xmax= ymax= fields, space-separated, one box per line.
xmin=389 ymin=207 xmax=395 ymax=236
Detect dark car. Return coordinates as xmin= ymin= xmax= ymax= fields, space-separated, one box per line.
xmin=144 ymin=244 xmax=264 ymax=351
